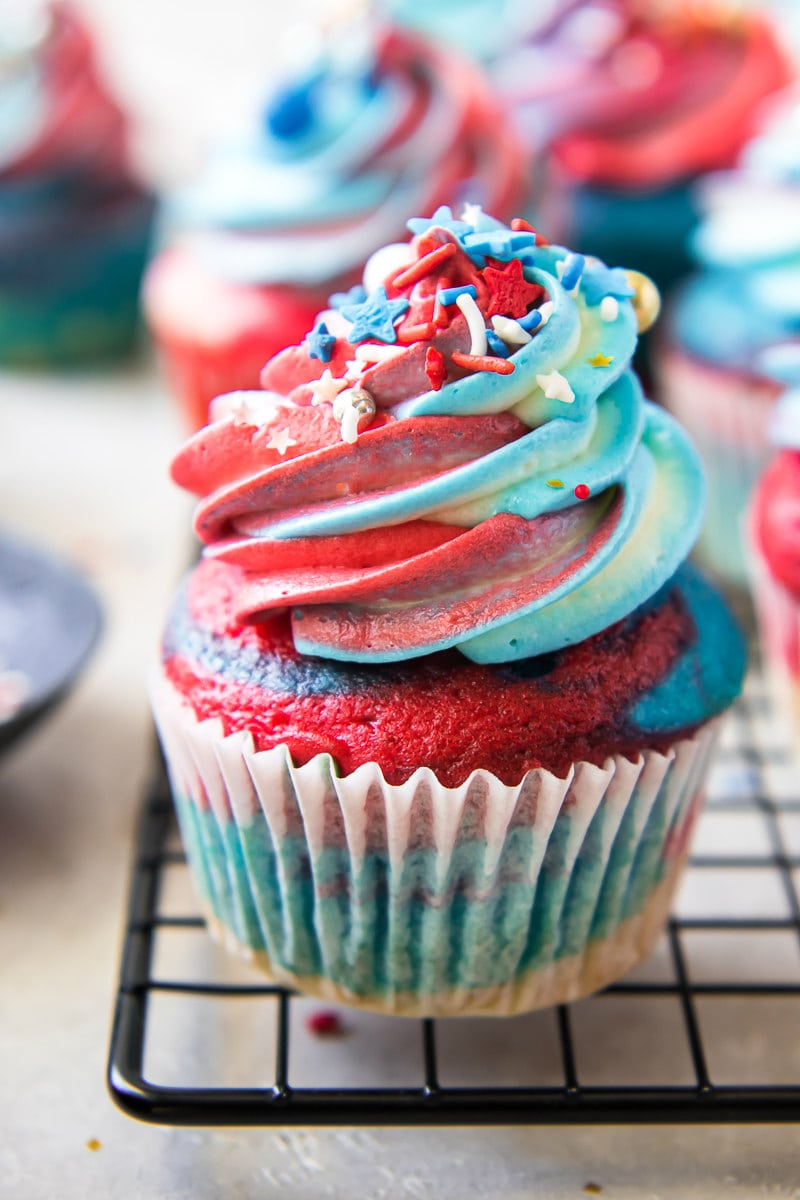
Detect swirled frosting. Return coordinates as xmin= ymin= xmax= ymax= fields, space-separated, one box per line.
xmin=673 ymin=87 xmax=800 ymax=369
xmin=167 ymin=23 xmax=523 ymax=290
xmin=171 ymin=209 xmax=705 ymax=665
xmin=0 ymin=3 xmax=130 ymax=189
xmin=498 ymin=1 xmax=792 ymax=186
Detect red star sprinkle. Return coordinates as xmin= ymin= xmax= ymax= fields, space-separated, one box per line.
xmin=425 ymin=346 xmax=447 ymax=390
xmin=483 ymin=257 xmax=545 ymax=320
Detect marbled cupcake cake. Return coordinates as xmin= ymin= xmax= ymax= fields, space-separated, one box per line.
xmin=152 ymin=209 xmax=745 ymax=1016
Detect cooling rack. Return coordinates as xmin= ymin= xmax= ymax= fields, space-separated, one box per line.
xmin=107 ymin=671 xmax=800 ymax=1126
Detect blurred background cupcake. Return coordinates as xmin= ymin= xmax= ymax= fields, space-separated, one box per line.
xmin=497 ymin=0 xmax=793 ymax=299
xmin=0 ymin=1 xmax=155 ymax=367
xmin=659 ymin=85 xmax=800 ymax=588
xmin=749 ymin=351 xmax=800 ymax=743
xmin=143 ymin=14 xmax=525 ymax=433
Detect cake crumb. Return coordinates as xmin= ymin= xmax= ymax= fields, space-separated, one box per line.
xmin=86 ymin=1139 xmax=102 ymax=1152
xmin=583 ymin=1185 xmax=603 ymax=1196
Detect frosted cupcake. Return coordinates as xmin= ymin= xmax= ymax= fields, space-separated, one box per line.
xmin=506 ymin=0 xmax=793 ymax=297
xmin=144 ymin=20 xmax=524 ymax=433
xmin=749 ymin=355 xmax=800 ymax=739
xmin=0 ymin=3 xmax=154 ymax=366
xmin=151 ymin=209 xmax=745 ymax=1017
xmin=659 ymin=86 xmax=800 ymax=587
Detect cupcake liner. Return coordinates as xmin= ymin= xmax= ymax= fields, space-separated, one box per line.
xmin=659 ymin=343 xmax=779 ymax=586
xmin=152 ymin=670 xmax=720 ymax=1017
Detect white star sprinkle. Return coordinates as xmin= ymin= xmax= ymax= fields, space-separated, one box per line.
xmin=344 ymin=357 xmax=367 ymax=380
xmin=460 ymin=202 xmax=484 ymax=227
xmin=265 ymin=427 xmax=297 ymax=455
xmin=536 ymin=370 xmax=575 ymax=404
xmin=308 ymin=368 xmax=349 ymax=407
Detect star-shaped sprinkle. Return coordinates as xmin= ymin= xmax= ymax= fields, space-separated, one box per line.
xmin=581 ymin=264 xmax=635 ymax=307
xmin=407 ymin=206 xmax=471 ymax=238
xmin=265 ymin=427 xmax=297 ymax=455
xmin=484 ymin=257 xmax=545 ymax=320
xmin=536 ymin=370 xmax=575 ymax=404
xmin=461 ymin=229 xmax=536 ymax=266
xmin=340 ymin=286 xmax=410 ymax=345
xmin=460 ymin=201 xmax=484 ymax=227
xmin=588 ymin=353 xmax=614 ymax=367
xmin=329 ymin=284 xmax=366 ymax=309
xmin=306 ymin=321 xmax=336 ymax=363
xmin=308 ymin=368 xmax=349 ymax=406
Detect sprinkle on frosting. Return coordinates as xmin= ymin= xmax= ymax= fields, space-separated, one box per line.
xmin=451 ymin=351 xmax=515 ymax=375
xmin=600 ymin=297 xmax=620 ymax=322
xmin=173 ymin=209 xmax=705 ymax=669
xmin=308 ymin=368 xmax=348 ymax=406
xmin=424 ymin=345 xmax=447 ymax=390
xmin=456 ymin=292 xmax=488 ymax=356
xmin=306 ymin=321 xmax=336 ymax=363
xmin=484 ymin=257 xmax=544 ymax=319
xmin=341 ymin=286 xmax=410 ymax=345
xmin=265 ymin=428 xmax=297 ymax=455
xmin=536 ymin=369 xmax=575 ymax=404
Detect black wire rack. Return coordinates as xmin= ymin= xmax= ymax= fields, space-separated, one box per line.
xmin=108 ymin=672 xmax=800 ymax=1126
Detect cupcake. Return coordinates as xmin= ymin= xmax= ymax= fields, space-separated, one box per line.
xmin=659 ymin=86 xmax=800 ymax=587
xmin=505 ymin=0 xmax=793 ymax=297
xmin=144 ymin=21 xmax=524 ymax=433
xmin=0 ymin=3 xmax=155 ymax=366
xmin=750 ymin=356 xmax=800 ymax=739
xmin=151 ymin=208 xmax=746 ymax=1017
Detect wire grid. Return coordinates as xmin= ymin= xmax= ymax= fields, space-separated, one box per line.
xmin=107 ymin=672 xmax=800 ymax=1126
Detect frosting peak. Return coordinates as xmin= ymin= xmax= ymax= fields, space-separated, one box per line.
xmin=172 ymin=211 xmax=703 ymax=665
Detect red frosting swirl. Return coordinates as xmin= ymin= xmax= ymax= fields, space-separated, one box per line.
xmin=550 ymin=9 xmax=793 ymax=188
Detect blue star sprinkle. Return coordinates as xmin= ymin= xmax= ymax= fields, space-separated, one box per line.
xmin=306 ymin=321 xmax=336 ymax=362
xmin=581 ymin=263 xmax=635 ymax=307
xmin=407 ymin=206 xmax=471 ymax=239
xmin=340 ymin=286 xmax=410 ymax=345
xmin=461 ymin=229 xmax=537 ymax=267
xmin=329 ymin=284 xmax=367 ymax=310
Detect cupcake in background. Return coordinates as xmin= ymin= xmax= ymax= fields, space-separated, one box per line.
xmin=659 ymin=86 xmax=800 ymax=588
xmin=500 ymin=0 xmax=793 ymax=298
xmin=151 ymin=207 xmax=745 ymax=1017
xmin=0 ymin=2 xmax=155 ymax=367
xmin=144 ymin=18 xmax=525 ymax=433
xmin=749 ymin=349 xmax=800 ymax=742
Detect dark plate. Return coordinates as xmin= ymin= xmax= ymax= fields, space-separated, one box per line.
xmin=0 ymin=530 xmax=103 ymax=753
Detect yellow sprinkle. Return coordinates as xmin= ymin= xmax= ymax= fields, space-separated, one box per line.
xmin=588 ymin=353 xmax=613 ymax=368
xmin=583 ymin=1185 xmax=603 ymax=1196
xmin=86 ymin=1139 xmax=102 ymax=1152
xmin=546 ymin=479 xmax=564 ymax=489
